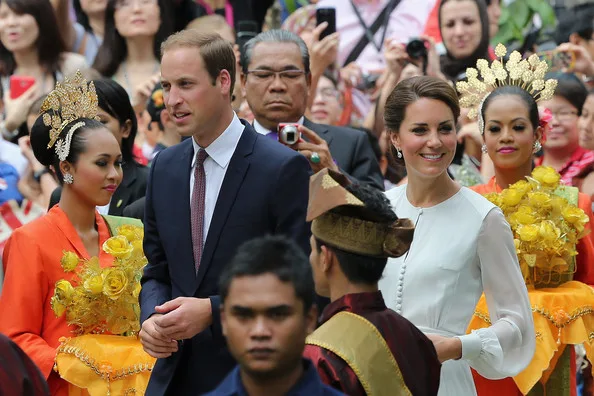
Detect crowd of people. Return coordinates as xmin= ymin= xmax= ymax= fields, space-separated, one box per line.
xmin=1 ymin=0 xmax=594 ymax=395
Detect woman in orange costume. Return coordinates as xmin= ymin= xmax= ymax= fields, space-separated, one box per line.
xmin=0 ymin=74 xmax=124 ymax=395
xmin=465 ymin=81 xmax=594 ymax=394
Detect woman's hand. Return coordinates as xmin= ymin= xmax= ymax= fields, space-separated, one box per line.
xmin=383 ymin=39 xmax=408 ymax=81
xmin=308 ymin=22 xmax=339 ymax=78
xmin=340 ymin=62 xmax=363 ymax=88
xmin=556 ymin=42 xmax=594 ymax=76
xmin=419 ymin=35 xmax=446 ymax=80
xmin=133 ymin=73 xmax=161 ymax=113
xmin=426 ymin=334 xmax=462 ymax=363
xmin=3 ymin=83 xmax=39 ymax=132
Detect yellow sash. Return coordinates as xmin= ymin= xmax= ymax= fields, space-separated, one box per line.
xmin=306 ymin=311 xmax=411 ymax=396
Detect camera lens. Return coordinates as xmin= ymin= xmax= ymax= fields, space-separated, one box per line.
xmin=406 ymin=39 xmax=427 ymax=59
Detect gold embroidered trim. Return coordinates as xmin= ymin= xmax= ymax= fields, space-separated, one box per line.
xmin=54 ymin=341 xmax=154 ymax=396
xmin=306 ymin=311 xmax=412 ymax=396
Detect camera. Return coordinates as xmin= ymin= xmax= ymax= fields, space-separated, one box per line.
xmin=278 ymin=123 xmax=301 ymax=145
xmin=406 ymin=38 xmax=427 ymax=59
xmin=356 ymin=73 xmax=380 ymax=91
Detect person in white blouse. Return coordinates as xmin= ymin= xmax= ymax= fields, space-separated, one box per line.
xmin=377 ymin=76 xmax=535 ymax=395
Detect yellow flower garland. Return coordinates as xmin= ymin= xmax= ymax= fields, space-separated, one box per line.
xmin=484 ymin=166 xmax=590 ymax=287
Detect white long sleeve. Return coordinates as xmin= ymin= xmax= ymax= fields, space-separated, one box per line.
xmin=457 ymin=209 xmax=535 ymax=379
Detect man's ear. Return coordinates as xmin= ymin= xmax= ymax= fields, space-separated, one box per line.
xmin=320 ymin=245 xmax=335 ymax=274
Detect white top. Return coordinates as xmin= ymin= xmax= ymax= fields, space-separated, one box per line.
xmin=190 ymin=113 xmax=244 ymax=243
xmin=379 ymin=185 xmax=535 ymax=396
xmin=0 ymin=139 xmax=27 ymax=177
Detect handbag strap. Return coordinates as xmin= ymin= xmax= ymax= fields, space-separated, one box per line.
xmin=343 ymin=0 xmax=400 ymax=67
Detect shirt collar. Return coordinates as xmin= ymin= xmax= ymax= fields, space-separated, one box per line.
xmin=252 ymin=117 xmax=305 ymax=136
xmin=226 ymin=359 xmax=328 ymax=395
xmin=192 ymin=113 xmax=244 ymax=169
xmin=319 ymin=291 xmax=387 ymax=324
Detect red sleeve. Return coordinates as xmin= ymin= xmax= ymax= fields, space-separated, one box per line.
xmin=0 ymin=230 xmax=56 ymax=378
xmin=575 ymin=193 xmax=594 ymax=285
xmin=303 ymin=344 xmax=366 ymax=396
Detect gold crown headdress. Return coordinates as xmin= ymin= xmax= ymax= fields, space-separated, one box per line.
xmin=39 ymin=71 xmax=99 ymax=161
xmin=457 ymin=44 xmax=558 ymax=134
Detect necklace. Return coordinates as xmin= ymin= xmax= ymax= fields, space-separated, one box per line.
xmin=121 ymin=60 xmax=160 ymax=104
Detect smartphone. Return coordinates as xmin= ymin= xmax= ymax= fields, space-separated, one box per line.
xmin=536 ymin=50 xmax=575 ymax=72
xmin=9 ymin=75 xmax=35 ymax=99
xmin=236 ymin=20 xmax=258 ymax=62
xmin=316 ymin=7 xmax=336 ymax=41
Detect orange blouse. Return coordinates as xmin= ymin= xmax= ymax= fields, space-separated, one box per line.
xmin=469 ymin=177 xmax=592 ymax=396
xmin=0 ymin=206 xmax=114 ymax=396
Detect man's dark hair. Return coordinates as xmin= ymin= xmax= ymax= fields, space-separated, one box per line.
xmin=316 ymin=183 xmax=397 ymax=285
xmin=219 ymin=235 xmax=315 ymax=312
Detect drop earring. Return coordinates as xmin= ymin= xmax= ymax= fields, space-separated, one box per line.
xmin=63 ymin=173 xmax=74 ymax=184
xmin=481 ymin=144 xmax=488 ymax=154
xmin=533 ymin=141 xmax=542 ymax=153
xmin=396 ymin=148 xmax=402 ymax=158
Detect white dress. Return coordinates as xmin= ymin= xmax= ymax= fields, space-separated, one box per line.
xmin=379 ymin=185 xmax=535 ymax=396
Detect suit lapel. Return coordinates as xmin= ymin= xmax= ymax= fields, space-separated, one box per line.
xmin=195 ymin=125 xmax=256 ymax=291
xmin=304 ymin=118 xmax=333 ymax=146
xmin=175 ymin=141 xmax=197 ymax=295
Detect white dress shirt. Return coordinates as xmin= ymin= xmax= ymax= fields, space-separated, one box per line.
xmin=252 ymin=117 xmax=305 ymax=136
xmin=379 ymin=185 xmax=535 ymax=395
xmin=190 ymin=113 xmax=245 ymax=243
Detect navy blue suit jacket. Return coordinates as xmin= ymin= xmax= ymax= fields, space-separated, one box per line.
xmin=139 ymin=121 xmax=311 ymax=395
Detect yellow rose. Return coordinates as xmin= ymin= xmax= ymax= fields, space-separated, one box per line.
xmin=130 ymin=239 xmax=144 ymax=258
xmin=527 ymin=191 xmax=552 ymax=209
xmin=539 ymin=220 xmax=561 ymax=241
xmin=550 ymin=196 xmax=567 ymax=214
xmin=510 ymin=205 xmax=537 ymax=226
xmin=562 ymin=205 xmax=589 ymax=227
xmin=50 ymin=295 xmax=66 ymax=317
xmin=55 ymin=280 xmax=75 ymax=303
xmin=532 ymin=166 xmax=561 ymax=187
xmin=510 ymin=180 xmax=532 ymax=196
xmin=60 ymin=251 xmax=80 ymax=272
xmin=83 ymin=275 xmax=104 ymax=295
xmin=103 ymin=236 xmax=134 ymax=259
xmin=116 ymin=225 xmax=143 ymax=242
xmin=501 ymin=189 xmax=523 ymax=207
xmin=102 ymin=268 xmax=129 ymax=300
xmin=517 ymin=224 xmax=539 ymax=242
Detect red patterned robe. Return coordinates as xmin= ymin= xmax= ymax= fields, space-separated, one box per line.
xmin=303 ymin=291 xmax=441 ymax=395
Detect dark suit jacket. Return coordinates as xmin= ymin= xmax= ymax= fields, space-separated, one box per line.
xmin=48 ymin=161 xmax=149 ymax=217
xmin=303 ymin=118 xmax=384 ymax=191
xmin=140 ymin=121 xmax=311 ymax=395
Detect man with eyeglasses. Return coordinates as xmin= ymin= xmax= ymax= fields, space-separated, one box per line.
xmin=240 ymin=29 xmax=384 ymax=190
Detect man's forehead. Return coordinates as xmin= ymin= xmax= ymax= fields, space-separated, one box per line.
xmin=250 ymin=42 xmax=304 ymax=66
xmin=226 ymin=274 xmax=299 ymax=304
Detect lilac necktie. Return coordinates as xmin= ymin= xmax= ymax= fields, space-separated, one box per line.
xmin=266 ymin=130 xmax=278 ymax=140
xmin=191 ymin=149 xmax=208 ymax=274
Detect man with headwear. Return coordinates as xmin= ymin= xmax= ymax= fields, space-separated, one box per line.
xmin=303 ymin=169 xmax=441 ymax=396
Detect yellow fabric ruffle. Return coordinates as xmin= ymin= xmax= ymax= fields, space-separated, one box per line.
xmin=54 ymin=334 xmax=156 ymax=396
xmin=467 ymin=281 xmax=594 ymax=395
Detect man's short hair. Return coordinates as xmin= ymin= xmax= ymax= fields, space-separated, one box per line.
xmin=161 ymin=30 xmax=236 ymax=97
xmin=316 ymin=183 xmax=398 ymax=285
xmin=219 ymin=235 xmax=315 ymax=312
xmin=240 ymin=29 xmax=310 ymax=74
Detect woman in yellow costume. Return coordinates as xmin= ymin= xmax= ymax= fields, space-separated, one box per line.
xmin=0 ymin=72 xmax=153 ymax=395
xmin=458 ymin=45 xmax=594 ymax=396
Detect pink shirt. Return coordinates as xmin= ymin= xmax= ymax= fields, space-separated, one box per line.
xmin=317 ymin=0 xmax=436 ymax=72
xmin=316 ymin=0 xmax=436 ymax=120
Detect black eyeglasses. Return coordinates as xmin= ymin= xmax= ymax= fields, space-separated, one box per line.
xmin=245 ymin=69 xmax=307 ymax=82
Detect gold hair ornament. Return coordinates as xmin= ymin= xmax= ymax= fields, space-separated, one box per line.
xmin=40 ymin=71 xmax=99 ymax=160
xmin=457 ymin=44 xmax=558 ymax=134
